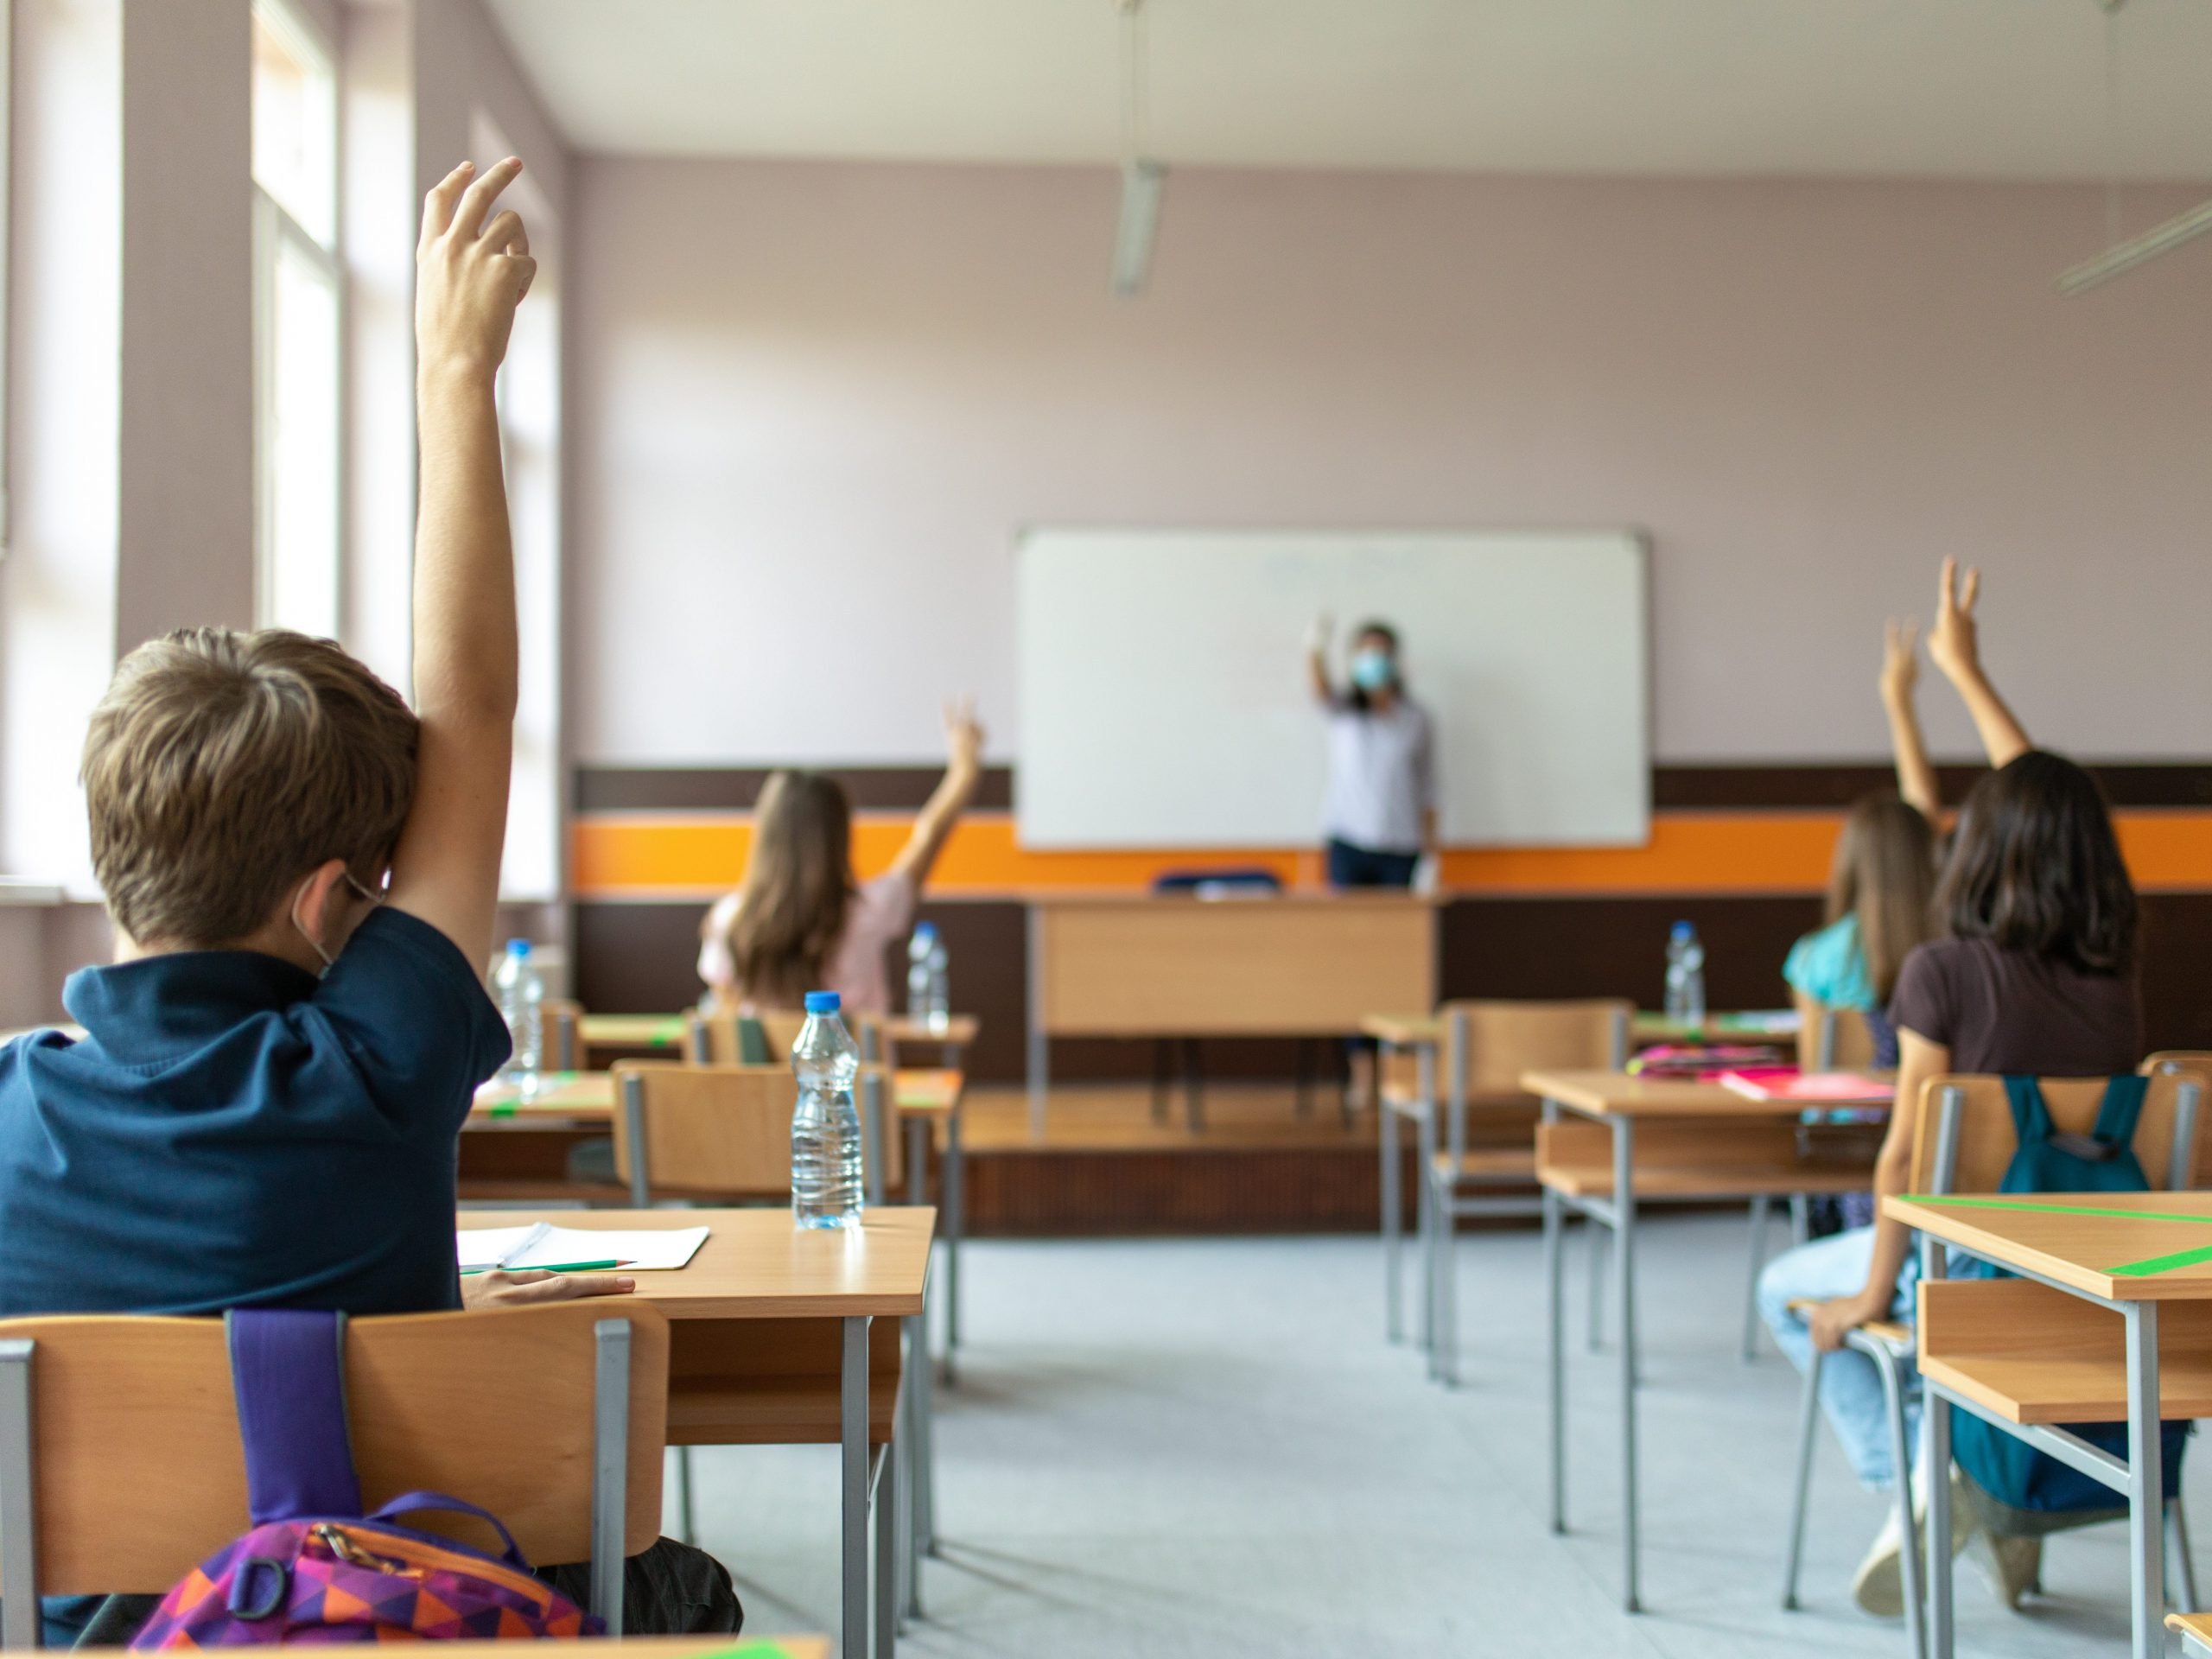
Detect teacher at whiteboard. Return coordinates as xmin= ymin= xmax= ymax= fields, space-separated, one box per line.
xmin=1306 ymin=615 xmax=1440 ymax=893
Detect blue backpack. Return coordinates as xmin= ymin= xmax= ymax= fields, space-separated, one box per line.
xmin=1948 ymin=1076 xmax=2191 ymax=1516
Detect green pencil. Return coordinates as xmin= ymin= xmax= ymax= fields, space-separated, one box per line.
xmin=461 ymin=1259 xmax=633 ymax=1275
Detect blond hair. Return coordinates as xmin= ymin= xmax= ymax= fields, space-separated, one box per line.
xmin=706 ymin=771 xmax=854 ymax=1008
xmin=1825 ymin=794 xmax=1939 ymax=1003
xmin=82 ymin=628 xmax=418 ymax=947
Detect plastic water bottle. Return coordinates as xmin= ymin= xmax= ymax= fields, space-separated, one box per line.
xmin=925 ymin=928 xmax=950 ymax=1035
xmin=492 ymin=939 xmax=543 ymax=1095
xmin=790 ymin=990 xmax=864 ymax=1230
xmin=1664 ymin=921 xmax=1707 ymax=1029
xmin=906 ymin=923 xmax=937 ymax=1024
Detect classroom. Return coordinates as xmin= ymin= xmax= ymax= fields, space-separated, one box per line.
xmin=0 ymin=1 xmax=2209 ymax=1656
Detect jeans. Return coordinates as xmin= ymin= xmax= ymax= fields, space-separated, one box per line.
xmin=1325 ymin=837 xmax=1418 ymax=889
xmin=1757 ymin=1224 xmax=1920 ymax=1491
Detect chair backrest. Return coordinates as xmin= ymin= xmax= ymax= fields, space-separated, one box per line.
xmin=613 ymin=1062 xmax=800 ymax=1204
xmin=1907 ymin=1071 xmax=2204 ymax=1196
xmin=2144 ymin=1053 xmax=2212 ymax=1185
xmin=0 ymin=1302 xmax=668 ymax=1602
xmin=687 ymin=1009 xmax=808 ymax=1066
xmin=541 ymin=998 xmax=585 ymax=1072
xmin=1812 ymin=1006 xmax=1878 ymax=1071
xmin=1441 ymin=999 xmax=1633 ymax=1096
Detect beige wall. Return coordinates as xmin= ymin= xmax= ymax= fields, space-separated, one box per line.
xmin=569 ymin=159 xmax=2212 ymax=768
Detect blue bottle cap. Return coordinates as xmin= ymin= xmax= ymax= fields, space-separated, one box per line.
xmin=804 ymin=990 xmax=841 ymax=1014
xmin=913 ymin=921 xmax=938 ymax=941
xmin=1669 ymin=921 xmax=1693 ymax=938
xmin=507 ymin=938 xmax=532 ymax=957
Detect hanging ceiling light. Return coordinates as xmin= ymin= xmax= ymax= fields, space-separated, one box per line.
xmin=1113 ymin=0 xmax=1165 ymax=298
xmin=2056 ymin=0 xmax=2212 ymax=296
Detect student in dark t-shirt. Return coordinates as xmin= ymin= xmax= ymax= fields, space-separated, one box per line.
xmin=1758 ymin=563 xmax=2142 ymax=1624
xmin=0 ymin=159 xmax=737 ymax=1645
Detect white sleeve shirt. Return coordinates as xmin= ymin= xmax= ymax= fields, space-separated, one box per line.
xmin=1320 ymin=699 xmax=1434 ymax=855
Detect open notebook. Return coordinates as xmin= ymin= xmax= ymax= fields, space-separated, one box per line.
xmin=456 ymin=1222 xmax=709 ymax=1274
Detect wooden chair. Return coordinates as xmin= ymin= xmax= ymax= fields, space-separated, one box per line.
xmin=2146 ymin=1053 xmax=2212 ymax=1185
xmin=613 ymin=1061 xmax=806 ymax=1206
xmin=1810 ymin=1006 xmax=1878 ymax=1071
xmin=681 ymin=1015 xmax=900 ymax=1203
xmin=0 ymin=1301 xmax=669 ymax=1643
xmin=1780 ymin=1070 xmax=2205 ymax=1657
xmin=1421 ymin=1000 xmax=1632 ymax=1385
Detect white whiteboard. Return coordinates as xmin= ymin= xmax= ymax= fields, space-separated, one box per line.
xmin=1015 ymin=529 xmax=1649 ymax=849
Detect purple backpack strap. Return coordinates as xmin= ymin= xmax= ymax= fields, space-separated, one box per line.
xmin=225 ymin=1309 xmax=365 ymax=1525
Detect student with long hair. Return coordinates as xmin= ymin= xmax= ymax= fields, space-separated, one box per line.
xmin=699 ymin=702 xmax=983 ymax=1013
xmin=1783 ymin=623 xmax=1942 ymax=1072
xmin=1758 ymin=563 xmax=2135 ymax=1618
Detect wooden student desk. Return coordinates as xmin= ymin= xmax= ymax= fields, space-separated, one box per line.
xmin=458 ymin=1208 xmax=934 ymax=1659
xmin=1522 ymin=1067 xmax=1889 ymax=1615
xmin=1027 ymin=890 xmax=1438 ymax=1134
xmin=1890 ymin=1190 xmax=2212 ymax=1659
xmin=2173 ymin=1612 xmax=2212 ymax=1656
xmin=422 ymin=1643 xmax=823 ymax=1659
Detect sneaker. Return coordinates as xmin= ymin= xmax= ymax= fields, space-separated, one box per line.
xmin=1969 ymin=1530 xmax=2042 ymax=1610
xmin=1851 ymin=1466 xmax=1978 ymax=1618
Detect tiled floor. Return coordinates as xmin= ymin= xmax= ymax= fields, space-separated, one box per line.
xmin=689 ymin=1213 xmax=2195 ymax=1655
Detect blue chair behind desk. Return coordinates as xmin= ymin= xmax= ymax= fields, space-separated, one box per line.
xmin=1145 ymin=871 xmax=1343 ymax=1133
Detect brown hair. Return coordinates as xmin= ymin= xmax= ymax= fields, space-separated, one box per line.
xmin=1936 ymin=750 xmax=2138 ymax=976
xmin=81 ymin=628 xmax=418 ymax=948
xmin=711 ymin=771 xmax=855 ymax=1007
xmin=1824 ymin=794 xmax=1938 ymax=1002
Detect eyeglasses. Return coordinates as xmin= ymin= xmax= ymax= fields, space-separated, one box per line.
xmin=344 ymin=870 xmax=391 ymax=907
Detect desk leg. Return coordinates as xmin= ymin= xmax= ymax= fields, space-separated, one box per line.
xmin=906 ymin=1116 xmax=926 ymax=1206
xmin=945 ymin=1044 xmax=965 ymax=1368
xmin=875 ymin=1382 xmax=898 ymax=1659
xmin=1382 ymin=1080 xmax=1402 ymax=1343
xmin=1543 ymin=1156 xmax=1566 ymax=1535
xmin=864 ymin=1073 xmax=887 ymax=1206
xmin=912 ymin=1296 xmax=938 ymax=1560
xmin=1414 ymin=1046 xmax=1437 ymax=1362
xmin=1614 ymin=1116 xmax=1641 ymax=1614
xmin=842 ymin=1316 xmax=870 ymax=1659
xmin=2126 ymin=1300 xmax=2165 ymax=1659
xmin=1924 ymin=1245 xmax=1953 ymax=1659
xmin=1026 ymin=909 xmax=1047 ymax=1141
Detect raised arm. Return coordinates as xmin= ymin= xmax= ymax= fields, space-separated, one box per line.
xmin=1878 ymin=617 xmax=1941 ymax=821
xmin=889 ymin=699 xmax=985 ymax=893
xmin=1926 ymin=557 xmax=2031 ymax=771
xmin=1306 ymin=613 xmax=1338 ymax=706
xmin=386 ymin=159 xmax=537 ymax=965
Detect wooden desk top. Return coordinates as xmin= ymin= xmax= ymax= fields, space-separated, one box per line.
xmin=579 ymin=1013 xmax=690 ymax=1048
xmin=468 ymin=1069 xmax=953 ymax=1127
xmin=1630 ymin=1009 xmax=1799 ymax=1042
xmin=1886 ymin=1191 xmax=2212 ymax=1303
xmin=875 ymin=1013 xmax=980 ymax=1046
xmin=458 ymin=1206 xmax=934 ymax=1320
xmin=1523 ymin=1069 xmax=1871 ymax=1119
xmin=1031 ymin=888 xmax=1440 ymax=910
xmin=2169 ymin=1612 xmax=2212 ymax=1653
xmin=473 ymin=1071 xmax=616 ymax=1117
xmin=1360 ymin=1013 xmax=1440 ymax=1046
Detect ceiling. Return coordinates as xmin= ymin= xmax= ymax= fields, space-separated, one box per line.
xmin=485 ymin=0 xmax=2212 ymax=181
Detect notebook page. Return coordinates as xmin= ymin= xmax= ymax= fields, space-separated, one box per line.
xmin=504 ymin=1224 xmax=711 ymax=1272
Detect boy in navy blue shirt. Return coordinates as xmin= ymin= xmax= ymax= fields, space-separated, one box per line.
xmin=0 ymin=159 xmax=734 ymax=1641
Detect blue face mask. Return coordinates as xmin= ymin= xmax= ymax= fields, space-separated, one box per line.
xmin=1350 ymin=649 xmax=1395 ymax=692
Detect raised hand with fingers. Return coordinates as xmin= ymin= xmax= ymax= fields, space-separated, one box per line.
xmin=943 ymin=696 xmax=985 ymax=776
xmin=1878 ymin=617 xmax=1919 ymax=708
xmin=416 ymin=157 xmax=537 ymax=384
xmin=1926 ymin=556 xmax=1982 ymax=686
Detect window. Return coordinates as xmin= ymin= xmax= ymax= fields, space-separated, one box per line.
xmin=251 ymin=0 xmax=340 ymax=638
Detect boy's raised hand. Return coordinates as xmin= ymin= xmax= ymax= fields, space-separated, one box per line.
xmin=1926 ymin=556 xmax=1983 ymax=685
xmin=416 ymin=158 xmax=536 ymax=382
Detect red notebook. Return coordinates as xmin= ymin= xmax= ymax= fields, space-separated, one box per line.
xmin=1715 ymin=1068 xmax=1893 ymax=1103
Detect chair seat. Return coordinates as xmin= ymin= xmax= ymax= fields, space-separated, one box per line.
xmin=1429 ymin=1147 xmax=1537 ymax=1183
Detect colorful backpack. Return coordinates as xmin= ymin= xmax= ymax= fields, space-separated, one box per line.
xmin=131 ymin=1308 xmax=600 ymax=1647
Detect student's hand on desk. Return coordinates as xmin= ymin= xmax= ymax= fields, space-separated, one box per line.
xmin=463 ymin=1268 xmax=635 ymax=1310
xmin=1926 ymin=556 xmax=1983 ymax=685
xmin=416 ymin=157 xmax=537 ymax=382
xmin=1879 ymin=617 xmax=1919 ymax=706
xmin=943 ymin=696 xmax=984 ymax=775
xmin=1807 ymin=1291 xmax=1885 ymax=1353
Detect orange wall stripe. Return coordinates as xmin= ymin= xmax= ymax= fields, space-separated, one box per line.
xmin=570 ymin=806 xmax=2212 ymax=900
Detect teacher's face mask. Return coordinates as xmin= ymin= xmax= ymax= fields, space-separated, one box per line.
xmin=1350 ymin=649 xmax=1395 ymax=692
